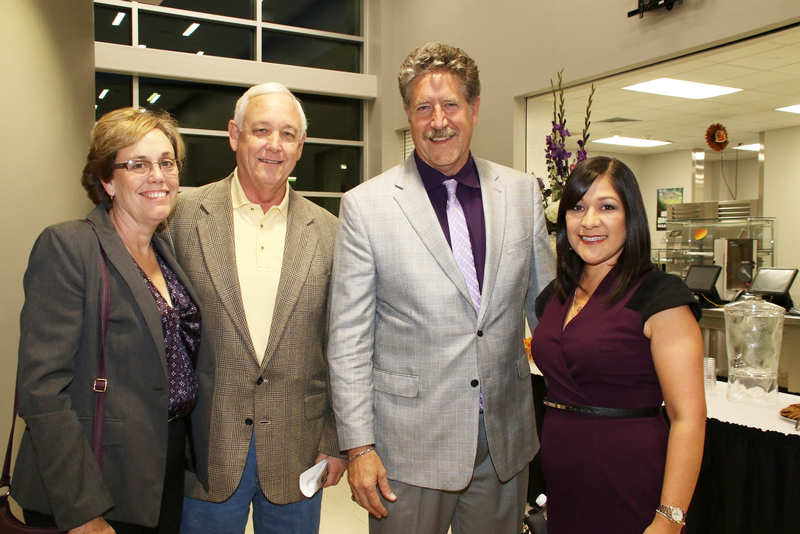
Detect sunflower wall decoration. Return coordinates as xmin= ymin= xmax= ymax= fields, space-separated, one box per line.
xmin=705 ymin=123 xmax=729 ymax=152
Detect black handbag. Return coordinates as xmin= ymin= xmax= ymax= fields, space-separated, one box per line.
xmin=522 ymin=507 xmax=547 ymax=534
xmin=1 ymin=223 xmax=110 ymax=533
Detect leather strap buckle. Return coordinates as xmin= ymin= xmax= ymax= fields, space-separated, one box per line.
xmin=93 ymin=379 xmax=108 ymax=393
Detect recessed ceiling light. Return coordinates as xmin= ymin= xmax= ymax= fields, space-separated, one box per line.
xmin=138 ymin=44 xmax=147 ymax=48
xmin=196 ymin=51 xmax=204 ymax=55
xmin=340 ymin=164 xmax=348 ymax=170
xmin=733 ymin=144 xmax=761 ymax=151
xmin=112 ymin=13 xmax=126 ymax=26
xmin=183 ymin=23 xmax=200 ymax=37
xmin=592 ymin=136 xmax=670 ymax=148
xmin=623 ymin=78 xmax=742 ymax=99
xmin=776 ymin=104 xmax=800 ymax=114
xmin=98 ymin=89 xmax=109 ymax=100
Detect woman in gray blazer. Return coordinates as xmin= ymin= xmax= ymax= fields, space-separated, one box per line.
xmin=12 ymin=108 xmax=205 ymax=534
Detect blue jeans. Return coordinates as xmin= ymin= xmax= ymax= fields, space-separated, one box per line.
xmin=181 ymin=434 xmax=322 ymax=534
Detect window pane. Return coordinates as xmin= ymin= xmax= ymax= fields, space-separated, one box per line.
xmin=95 ymin=5 xmax=132 ymax=45
xmin=158 ymin=0 xmax=256 ymax=20
xmin=139 ymin=13 xmax=254 ymax=60
xmin=263 ymin=0 xmax=360 ymax=35
xmin=297 ymin=93 xmax=362 ymax=141
xmin=306 ymin=196 xmax=341 ymax=217
xmin=263 ymin=31 xmax=360 ymax=73
xmin=95 ymin=73 xmax=133 ymax=121
xmin=292 ymin=144 xmax=361 ymax=193
xmin=140 ymin=78 xmax=244 ymax=131
xmin=180 ymin=135 xmax=236 ymax=188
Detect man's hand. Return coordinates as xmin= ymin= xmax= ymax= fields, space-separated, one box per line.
xmin=347 ymin=445 xmax=396 ymax=518
xmin=68 ymin=517 xmax=114 ymax=534
xmin=316 ymin=452 xmax=346 ymax=488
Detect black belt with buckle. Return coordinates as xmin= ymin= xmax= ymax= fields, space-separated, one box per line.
xmin=543 ymin=398 xmax=663 ymax=418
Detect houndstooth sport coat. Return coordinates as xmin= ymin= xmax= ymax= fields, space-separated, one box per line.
xmin=165 ymin=175 xmax=340 ymax=504
xmin=327 ymin=156 xmax=556 ymax=490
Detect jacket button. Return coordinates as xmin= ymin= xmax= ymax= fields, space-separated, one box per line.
xmin=245 ymin=418 xmax=254 ymax=425
xmin=471 ymin=379 xmax=479 ymax=387
xmin=256 ymin=377 xmax=264 ymax=385
xmin=477 ymin=330 xmax=484 ymax=337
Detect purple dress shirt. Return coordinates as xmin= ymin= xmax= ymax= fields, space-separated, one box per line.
xmin=415 ymin=152 xmax=486 ymax=290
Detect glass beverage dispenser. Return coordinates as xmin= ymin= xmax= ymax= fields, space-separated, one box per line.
xmin=724 ymin=296 xmax=786 ymax=405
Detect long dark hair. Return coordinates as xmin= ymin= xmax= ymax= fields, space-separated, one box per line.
xmin=553 ymin=156 xmax=654 ymax=303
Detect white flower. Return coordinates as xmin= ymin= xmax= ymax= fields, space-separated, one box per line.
xmin=545 ymin=199 xmax=560 ymax=223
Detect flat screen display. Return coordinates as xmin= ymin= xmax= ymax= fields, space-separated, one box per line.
xmin=684 ymin=265 xmax=722 ymax=293
xmin=748 ymin=268 xmax=798 ymax=295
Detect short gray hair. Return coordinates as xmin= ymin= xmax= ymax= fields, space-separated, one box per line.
xmin=233 ymin=82 xmax=308 ymax=133
xmin=398 ymin=43 xmax=480 ymax=109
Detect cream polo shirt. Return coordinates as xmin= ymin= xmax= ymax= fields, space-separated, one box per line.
xmin=231 ymin=169 xmax=289 ymax=365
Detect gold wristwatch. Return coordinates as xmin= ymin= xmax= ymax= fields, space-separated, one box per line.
xmin=656 ymin=504 xmax=686 ymax=525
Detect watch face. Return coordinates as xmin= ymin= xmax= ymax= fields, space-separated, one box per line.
xmin=671 ymin=508 xmax=685 ymax=522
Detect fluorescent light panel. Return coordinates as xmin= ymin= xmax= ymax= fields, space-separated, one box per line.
xmin=733 ymin=144 xmax=761 ymax=152
xmin=183 ymin=23 xmax=200 ymax=37
xmin=776 ymin=104 xmax=800 ymax=114
xmin=146 ymin=93 xmax=161 ymax=104
xmin=98 ymin=89 xmax=109 ymax=100
xmin=593 ymin=136 xmax=670 ymax=148
xmin=112 ymin=13 xmax=126 ymax=26
xmin=623 ymin=78 xmax=741 ymax=99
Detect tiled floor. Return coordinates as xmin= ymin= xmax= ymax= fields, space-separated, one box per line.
xmin=243 ymin=481 xmax=369 ymax=534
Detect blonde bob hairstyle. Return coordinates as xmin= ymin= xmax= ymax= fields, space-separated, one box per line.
xmin=81 ymin=107 xmax=185 ymax=207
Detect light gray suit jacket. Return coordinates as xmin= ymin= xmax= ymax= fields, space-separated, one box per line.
xmin=165 ymin=175 xmax=340 ymax=504
xmin=13 ymin=205 xmax=205 ymax=531
xmin=328 ymin=156 xmax=555 ymax=490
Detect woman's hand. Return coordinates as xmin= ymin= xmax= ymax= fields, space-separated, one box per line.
xmin=68 ymin=517 xmax=114 ymax=534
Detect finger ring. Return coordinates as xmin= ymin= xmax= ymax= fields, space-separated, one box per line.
xmin=351 ymin=495 xmax=358 ymax=502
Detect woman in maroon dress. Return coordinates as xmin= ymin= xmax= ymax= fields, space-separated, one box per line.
xmin=531 ymin=157 xmax=706 ymax=533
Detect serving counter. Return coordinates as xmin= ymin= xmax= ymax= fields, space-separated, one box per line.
xmin=687 ymin=382 xmax=800 ymax=534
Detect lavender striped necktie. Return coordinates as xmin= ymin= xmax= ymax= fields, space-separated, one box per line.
xmin=444 ymin=179 xmax=481 ymax=312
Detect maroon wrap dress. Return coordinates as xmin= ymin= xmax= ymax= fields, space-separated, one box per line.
xmin=531 ymin=268 xmax=699 ymax=533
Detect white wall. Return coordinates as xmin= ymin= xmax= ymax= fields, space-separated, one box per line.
xmin=704 ymin=155 xmax=760 ymax=202
xmin=764 ymin=125 xmax=800 ymax=304
xmin=0 ymin=0 xmax=95 ymax=458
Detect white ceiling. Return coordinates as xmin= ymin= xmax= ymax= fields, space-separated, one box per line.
xmin=542 ymin=25 xmax=800 ymax=158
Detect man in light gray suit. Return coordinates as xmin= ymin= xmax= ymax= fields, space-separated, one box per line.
xmin=166 ymin=83 xmax=346 ymax=534
xmin=327 ymin=43 xmax=556 ymax=534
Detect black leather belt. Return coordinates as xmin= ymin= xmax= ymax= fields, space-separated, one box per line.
xmin=544 ymin=398 xmax=663 ymax=418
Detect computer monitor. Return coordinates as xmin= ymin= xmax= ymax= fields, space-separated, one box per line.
xmin=747 ymin=268 xmax=797 ymax=310
xmin=684 ymin=265 xmax=724 ymax=307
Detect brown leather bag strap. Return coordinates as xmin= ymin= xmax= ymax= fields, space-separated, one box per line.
xmin=3 ymin=219 xmax=111 ymax=489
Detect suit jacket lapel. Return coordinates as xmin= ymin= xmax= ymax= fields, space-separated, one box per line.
xmin=86 ymin=206 xmax=168 ymax=376
xmin=195 ymin=177 xmax=258 ymax=361
xmin=393 ymin=157 xmax=476 ymax=314
xmin=262 ymin=189 xmax=317 ymax=369
xmin=475 ymin=157 xmax=506 ymax=324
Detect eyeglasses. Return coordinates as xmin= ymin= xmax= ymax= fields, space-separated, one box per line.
xmin=111 ymin=159 xmax=183 ymax=176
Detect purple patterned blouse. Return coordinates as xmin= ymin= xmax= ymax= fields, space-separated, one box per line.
xmin=136 ymin=247 xmax=201 ymax=420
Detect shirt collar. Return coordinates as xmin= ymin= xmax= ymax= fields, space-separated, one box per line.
xmin=414 ymin=151 xmax=479 ymax=192
xmin=230 ymin=168 xmax=290 ymax=217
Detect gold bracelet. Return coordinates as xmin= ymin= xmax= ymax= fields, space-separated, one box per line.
xmin=347 ymin=446 xmax=375 ymax=464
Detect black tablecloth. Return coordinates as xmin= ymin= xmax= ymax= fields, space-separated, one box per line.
xmin=687 ymin=418 xmax=800 ymax=534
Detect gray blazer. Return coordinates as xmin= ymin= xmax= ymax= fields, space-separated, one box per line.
xmin=165 ymin=176 xmax=340 ymax=505
xmin=328 ymin=156 xmax=556 ymax=490
xmin=12 ymin=205 xmax=206 ymax=531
